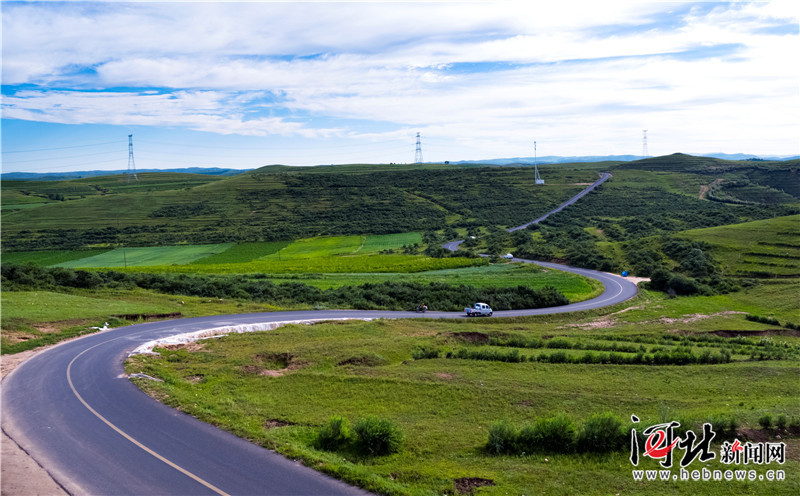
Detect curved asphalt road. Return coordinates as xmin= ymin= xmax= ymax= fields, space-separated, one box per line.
xmin=2 ymin=172 xmax=636 ymax=495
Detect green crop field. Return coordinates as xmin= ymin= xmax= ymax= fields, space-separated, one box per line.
xmin=192 ymin=241 xmax=291 ymax=264
xmin=357 ymin=232 xmax=423 ymax=253
xmin=110 ymin=253 xmax=487 ymax=274
xmin=54 ymin=243 xmax=234 ymax=268
xmin=1 ymin=249 xmax=112 ymax=266
xmin=261 ymin=235 xmax=366 ymax=259
xmin=127 ymin=285 xmax=800 ymax=496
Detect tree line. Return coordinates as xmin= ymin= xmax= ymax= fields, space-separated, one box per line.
xmin=1 ymin=264 xmax=569 ymax=312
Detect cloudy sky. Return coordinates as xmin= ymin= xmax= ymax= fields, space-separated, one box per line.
xmin=2 ymin=1 xmax=798 ymax=172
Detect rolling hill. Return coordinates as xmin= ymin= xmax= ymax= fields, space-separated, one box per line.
xmin=2 ymin=155 xmax=797 ymax=252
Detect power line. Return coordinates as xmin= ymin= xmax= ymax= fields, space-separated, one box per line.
xmin=1 ymin=140 xmax=122 ymax=154
xmin=2 ymin=150 xmax=123 ymax=165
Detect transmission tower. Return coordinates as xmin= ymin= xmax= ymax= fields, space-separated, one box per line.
xmin=127 ymin=134 xmax=139 ymax=182
xmin=414 ymin=132 xmax=423 ymax=163
xmin=534 ymin=140 xmax=544 ymax=184
xmin=642 ymin=130 xmax=649 ymax=158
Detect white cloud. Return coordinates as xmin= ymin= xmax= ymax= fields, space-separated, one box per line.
xmin=2 ymin=89 xmax=340 ymax=137
xmin=2 ymin=1 xmax=798 ymax=158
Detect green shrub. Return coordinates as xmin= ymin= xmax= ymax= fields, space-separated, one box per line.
xmin=486 ymin=420 xmax=518 ymax=455
xmin=411 ymin=346 xmax=440 ymax=360
xmin=353 ymin=416 xmax=403 ymax=456
xmin=576 ymin=412 xmax=626 ymax=453
xmin=518 ymin=414 xmax=576 ymax=454
xmin=775 ymin=414 xmax=787 ymax=431
xmin=314 ymin=415 xmax=352 ymax=451
xmin=758 ymin=413 xmax=773 ymax=430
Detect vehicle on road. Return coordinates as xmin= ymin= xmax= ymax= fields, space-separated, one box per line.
xmin=415 ymin=303 xmax=428 ymax=313
xmin=503 ymin=253 xmax=514 ymax=259
xmin=464 ymin=302 xmax=492 ymax=317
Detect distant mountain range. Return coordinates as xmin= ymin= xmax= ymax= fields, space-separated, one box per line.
xmin=4 ymin=153 xmax=798 ymax=181
xmin=1 ymin=167 xmax=248 ymax=181
xmin=450 ymin=153 xmax=800 ymax=165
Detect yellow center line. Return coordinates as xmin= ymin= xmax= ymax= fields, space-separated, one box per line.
xmin=67 ymin=339 xmax=231 ymax=496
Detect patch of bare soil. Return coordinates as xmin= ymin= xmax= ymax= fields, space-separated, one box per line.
xmin=563 ymin=316 xmax=617 ymax=329
xmin=448 ymin=332 xmax=489 ymax=344
xmin=31 ymin=324 xmax=61 ymax=333
xmin=186 ymin=375 xmax=204 ymax=383
xmin=242 ymin=365 xmax=288 ymax=377
xmin=255 ymin=352 xmax=293 ymax=367
xmin=698 ymin=184 xmax=709 ymax=199
xmin=162 ymin=342 xmax=206 ymax=352
xmin=738 ymin=428 xmax=772 ymax=444
xmin=337 ymin=355 xmax=385 ymax=366
xmin=454 ymin=477 xmax=495 ymax=495
xmin=265 ymin=419 xmax=296 ymax=429
xmin=244 ymin=352 xmax=306 ymax=376
xmin=434 ymin=372 xmax=453 ymax=380
xmin=655 ymin=311 xmax=747 ymax=325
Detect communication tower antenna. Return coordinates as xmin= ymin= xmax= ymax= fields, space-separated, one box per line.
xmin=127 ymin=134 xmax=139 ymax=182
xmin=534 ymin=139 xmax=544 ymax=185
xmin=414 ymin=132 xmax=423 ymax=163
xmin=642 ymin=130 xmax=649 ymax=158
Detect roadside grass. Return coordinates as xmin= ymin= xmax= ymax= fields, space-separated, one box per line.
xmin=126 ymin=290 xmax=800 ymax=495
xmin=0 ymin=289 xmax=289 ymax=354
xmin=678 ymin=215 xmax=800 ymax=277
xmin=54 ymin=243 xmax=235 ymax=268
xmin=602 ymin=281 xmax=800 ymax=325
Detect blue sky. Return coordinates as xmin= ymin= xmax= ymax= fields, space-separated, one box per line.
xmin=2 ymin=1 xmax=798 ymax=172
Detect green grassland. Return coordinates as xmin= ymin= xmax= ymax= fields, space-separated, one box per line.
xmin=126 ymin=285 xmax=800 ymax=496
xmin=4 ymin=156 xmax=799 ymax=493
xmin=678 ymin=215 xmax=800 ymax=277
xmin=53 ymin=243 xmax=234 ymax=268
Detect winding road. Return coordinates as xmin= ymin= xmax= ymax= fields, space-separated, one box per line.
xmin=2 ymin=172 xmax=635 ymax=495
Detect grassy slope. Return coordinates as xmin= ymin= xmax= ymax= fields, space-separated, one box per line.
xmin=1 ymin=163 xmax=603 ymax=249
xmin=677 ymin=215 xmax=800 ymax=277
xmin=126 ymin=285 xmax=800 ymax=496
